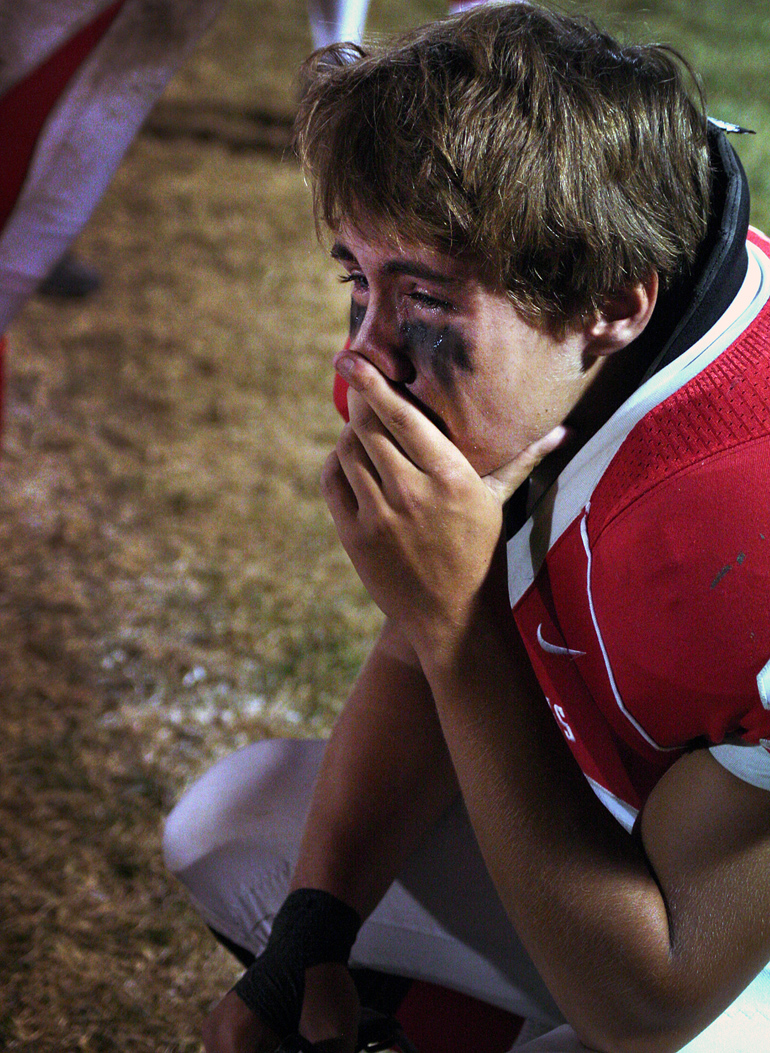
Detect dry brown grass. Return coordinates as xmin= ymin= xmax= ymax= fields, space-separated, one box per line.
xmin=1 ymin=3 xmax=386 ymax=1047
xmin=1 ymin=0 xmax=768 ymax=1049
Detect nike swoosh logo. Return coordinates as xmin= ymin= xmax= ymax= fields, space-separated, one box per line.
xmin=757 ymin=658 xmax=770 ymax=710
xmin=536 ymin=623 xmax=586 ymax=658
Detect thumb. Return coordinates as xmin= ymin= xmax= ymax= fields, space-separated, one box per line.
xmin=299 ymin=963 xmax=359 ymax=1053
xmin=483 ymin=424 xmax=570 ymax=503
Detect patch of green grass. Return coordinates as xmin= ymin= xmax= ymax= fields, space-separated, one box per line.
xmin=589 ymin=0 xmax=770 ymax=228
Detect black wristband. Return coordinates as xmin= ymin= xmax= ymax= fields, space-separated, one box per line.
xmin=233 ymin=888 xmax=362 ymax=1039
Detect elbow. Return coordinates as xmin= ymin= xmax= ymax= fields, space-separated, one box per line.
xmin=577 ymin=1028 xmax=692 ymax=1053
xmin=572 ymin=985 xmax=708 ymax=1053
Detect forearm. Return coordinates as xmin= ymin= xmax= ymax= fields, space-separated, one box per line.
xmin=291 ymin=619 xmax=459 ymax=919
xmin=417 ymin=586 xmax=705 ymax=1053
xmin=322 ymin=350 xmax=770 ymax=1053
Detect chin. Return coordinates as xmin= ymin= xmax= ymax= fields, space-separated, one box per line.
xmin=463 ymin=450 xmax=502 ymax=477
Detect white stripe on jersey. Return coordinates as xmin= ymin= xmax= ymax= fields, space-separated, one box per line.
xmin=586 ymin=777 xmax=639 ymax=833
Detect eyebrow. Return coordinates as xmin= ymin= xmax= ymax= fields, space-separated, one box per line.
xmin=330 ymin=242 xmax=460 ymax=286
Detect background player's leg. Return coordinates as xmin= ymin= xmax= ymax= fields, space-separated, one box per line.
xmin=0 ymin=0 xmax=225 ymax=334
xmin=306 ymin=0 xmax=370 ymax=49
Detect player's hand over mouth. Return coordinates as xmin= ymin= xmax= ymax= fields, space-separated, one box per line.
xmin=322 ymin=351 xmax=567 ymax=669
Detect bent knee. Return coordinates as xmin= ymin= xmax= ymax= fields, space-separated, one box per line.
xmin=163 ymin=737 xmax=325 ymax=876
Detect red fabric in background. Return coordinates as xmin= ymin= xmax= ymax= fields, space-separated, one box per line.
xmin=0 ymin=0 xmax=126 ymax=437
xmin=333 ymin=371 xmax=350 ymax=422
xmin=0 ymin=0 xmax=126 ymax=233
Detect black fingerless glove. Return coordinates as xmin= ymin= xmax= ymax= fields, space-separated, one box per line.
xmin=233 ymin=888 xmax=362 ymax=1039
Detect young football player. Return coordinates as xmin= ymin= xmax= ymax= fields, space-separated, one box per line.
xmin=165 ymin=5 xmax=770 ymax=1051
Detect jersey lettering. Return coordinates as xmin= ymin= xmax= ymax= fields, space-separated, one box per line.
xmin=546 ymin=697 xmax=576 ymax=742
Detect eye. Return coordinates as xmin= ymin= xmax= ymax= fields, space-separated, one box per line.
xmin=338 ymin=273 xmax=368 ymax=295
xmin=408 ymin=290 xmax=453 ymax=311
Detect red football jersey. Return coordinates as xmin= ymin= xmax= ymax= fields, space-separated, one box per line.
xmin=330 ymin=230 xmax=770 ymax=827
xmin=508 ymin=229 xmax=770 ymax=828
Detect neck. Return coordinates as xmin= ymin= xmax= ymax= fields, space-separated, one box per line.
xmin=530 ymin=336 xmax=653 ymax=499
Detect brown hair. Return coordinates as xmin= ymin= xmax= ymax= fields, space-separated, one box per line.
xmin=295 ymin=2 xmax=711 ymax=330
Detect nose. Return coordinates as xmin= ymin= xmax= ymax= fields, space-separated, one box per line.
xmin=348 ymin=300 xmax=416 ymax=386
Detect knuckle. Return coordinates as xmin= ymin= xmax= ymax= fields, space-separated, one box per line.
xmin=320 ymin=450 xmax=338 ymax=490
xmin=385 ymin=403 xmax=410 ymax=434
xmin=356 ymin=507 xmax=380 ymax=541
xmin=336 ymin=423 xmax=359 ymax=458
xmin=387 ymin=477 xmax=428 ymax=522
xmin=390 ymin=478 xmax=418 ymax=514
xmin=358 ymin=504 xmax=390 ymax=543
xmin=355 ymin=365 xmax=378 ymax=395
xmin=320 ymin=450 xmax=346 ymax=503
xmin=437 ymin=459 xmax=466 ymax=491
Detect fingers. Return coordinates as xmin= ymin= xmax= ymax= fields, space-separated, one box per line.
xmin=346 ymin=385 xmax=407 ymax=470
xmin=335 ymin=351 xmax=458 ymax=478
xmin=324 ymin=392 xmax=424 ymax=528
xmin=321 ymin=424 xmax=381 ymax=523
xmin=202 ymin=990 xmax=277 ymax=1053
xmin=336 ymin=352 xmax=569 ymax=508
xmin=329 ymin=350 xmax=570 ymax=532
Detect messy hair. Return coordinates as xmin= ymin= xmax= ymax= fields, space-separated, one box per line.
xmin=295 ymin=2 xmax=711 ymax=330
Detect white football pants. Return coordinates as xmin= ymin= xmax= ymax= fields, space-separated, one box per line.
xmin=163 ymin=739 xmax=770 ymax=1053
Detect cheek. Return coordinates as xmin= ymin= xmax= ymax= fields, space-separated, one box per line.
xmin=449 ymin=380 xmax=530 ymax=474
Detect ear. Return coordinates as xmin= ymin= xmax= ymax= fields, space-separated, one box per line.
xmin=583 ymin=272 xmax=659 ymax=356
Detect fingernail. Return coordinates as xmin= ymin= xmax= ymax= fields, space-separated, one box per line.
xmin=335 ymin=352 xmax=355 ymax=379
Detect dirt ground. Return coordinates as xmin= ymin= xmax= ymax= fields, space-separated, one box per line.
xmin=0 ymin=2 xmax=388 ymax=1048
xmin=1 ymin=0 xmax=768 ymax=1050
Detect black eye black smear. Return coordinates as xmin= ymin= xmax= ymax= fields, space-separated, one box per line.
xmin=400 ymin=321 xmax=473 ymax=388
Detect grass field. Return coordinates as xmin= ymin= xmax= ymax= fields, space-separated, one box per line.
xmin=1 ymin=1 xmax=769 ymax=1050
